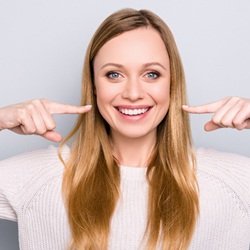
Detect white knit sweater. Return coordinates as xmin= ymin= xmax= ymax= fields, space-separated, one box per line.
xmin=0 ymin=146 xmax=249 ymax=250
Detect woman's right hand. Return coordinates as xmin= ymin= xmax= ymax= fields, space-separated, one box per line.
xmin=0 ymin=99 xmax=92 ymax=142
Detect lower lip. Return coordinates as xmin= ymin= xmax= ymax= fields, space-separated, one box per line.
xmin=116 ymin=108 xmax=151 ymax=121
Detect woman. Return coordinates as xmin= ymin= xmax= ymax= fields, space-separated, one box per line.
xmin=0 ymin=8 xmax=249 ymax=250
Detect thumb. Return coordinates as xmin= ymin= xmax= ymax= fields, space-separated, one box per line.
xmin=41 ymin=130 xmax=63 ymax=142
xmin=204 ymin=121 xmax=223 ymax=131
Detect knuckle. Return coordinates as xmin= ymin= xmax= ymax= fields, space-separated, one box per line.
xmin=230 ymin=96 xmax=240 ymax=103
xmin=41 ymin=99 xmax=51 ymax=112
xmin=232 ymin=119 xmax=243 ymax=128
xmin=46 ymin=120 xmax=56 ymax=130
xmin=24 ymin=100 xmax=38 ymax=111
xmin=243 ymin=101 xmax=250 ymax=109
xmin=231 ymin=96 xmax=239 ymax=100
xmin=224 ymin=96 xmax=233 ymax=103
xmin=26 ymin=127 xmax=36 ymax=134
xmin=30 ymin=99 xmax=47 ymax=108
xmin=234 ymin=123 xmax=244 ymax=130
xmin=232 ymin=119 xmax=239 ymax=126
xmin=37 ymin=128 xmax=47 ymax=135
xmin=30 ymin=99 xmax=40 ymax=104
xmin=225 ymin=96 xmax=233 ymax=100
xmin=29 ymin=99 xmax=41 ymax=107
xmin=237 ymin=99 xmax=245 ymax=107
xmin=26 ymin=104 xmax=35 ymax=111
xmin=17 ymin=107 xmax=27 ymax=118
xmin=48 ymin=123 xmax=56 ymax=130
xmin=220 ymin=119 xmax=231 ymax=127
xmin=212 ymin=116 xmax=221 ymax=125
xmin=40 ymin=98 xmax=49 ymax=105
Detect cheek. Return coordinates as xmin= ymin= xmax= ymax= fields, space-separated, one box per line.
xmin=152 ymin=83 xmax=171 ymax=120
xmin=151 ymin=83 xmax=170 ymax=104
xmin=95 ymin=80 xmax=108 ymax=105
xmin=95 ymin=86 xmax=113 ymax=106
xmin=94 ymin=81 xmax=107 ymax=118
xmin=159 ymin=89 xmax=170 ymax=104
xmin=95 ymin=78 xmax=121 ymax=105
xmin=95 ymin=91 xmax=108 ymax=117
xmin=95 ymin=82 xmax=117 ymax=121
xmin=95 ymin=94 xmax=111 ymax=125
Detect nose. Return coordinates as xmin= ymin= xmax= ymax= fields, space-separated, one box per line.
xmin=121 ymin=77 xmax=145 ymax=101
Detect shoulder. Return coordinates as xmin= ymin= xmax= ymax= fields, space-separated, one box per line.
xmin=195 ymin=147 xmax=250 ymax=216
xmin=0 ymin=145 xmax=70 ymax=193
xmin=0 ymin=145 xmax=70 ymax=220
xmin=0 ymin=145 xmax=70 ymax=172
xmin=195 ymin=147 xmax=250 ymax=176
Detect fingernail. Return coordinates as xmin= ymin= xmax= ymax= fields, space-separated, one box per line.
xmin=84 ymin=105 xmax=92 ymax=109
xmin=182 ymin=105 xmax=189 ymax=109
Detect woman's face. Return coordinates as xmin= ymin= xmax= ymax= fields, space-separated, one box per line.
xmin=93 ymin=27 xmax=170 ymax=140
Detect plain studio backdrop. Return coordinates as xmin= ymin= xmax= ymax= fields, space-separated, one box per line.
xmin=0 ymin=1 xmax=249 ymax=249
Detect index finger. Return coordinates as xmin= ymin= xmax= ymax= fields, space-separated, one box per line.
xmin=42 ymin=100 xmax=92 ymax=115
xmin=182 ymin=97 xmax=230 ymax=114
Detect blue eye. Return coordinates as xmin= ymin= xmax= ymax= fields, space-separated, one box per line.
xmin=146 ymin=72 xmax=159 ymax=79
xmin=107 ymin=72 xmax=121 ymax=79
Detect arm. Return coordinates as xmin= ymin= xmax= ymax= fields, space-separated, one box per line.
xmin=0 ymin=99 xmax=92 ymax=142
xmin=182 ymin=96 xmax=250 ymax=131
xmin=0 ymin=99 xmax=91 ymax=220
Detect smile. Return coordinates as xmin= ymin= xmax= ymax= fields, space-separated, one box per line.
xmin=117 ymin=107 xmax=150 ymax=116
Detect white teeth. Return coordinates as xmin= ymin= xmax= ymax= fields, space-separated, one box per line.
xmin=118 ymin=108 xmax=149 ymax=116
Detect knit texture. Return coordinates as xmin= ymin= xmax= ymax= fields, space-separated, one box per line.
xmin=0 ymin=146 xmax=249 ymax=250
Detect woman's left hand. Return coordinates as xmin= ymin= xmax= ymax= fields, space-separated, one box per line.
xmin=182 ymin=96 xmax=250 ymax=131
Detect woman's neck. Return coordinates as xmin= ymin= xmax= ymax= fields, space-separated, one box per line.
xmin=110 ymin=131 xmax=156 ymax=168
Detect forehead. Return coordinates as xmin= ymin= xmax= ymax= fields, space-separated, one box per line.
xmin=94 ymin=27 xmax=169 ymax=69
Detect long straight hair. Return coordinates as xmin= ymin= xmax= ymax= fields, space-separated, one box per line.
xmin=59 ymin=8 xmax=199 ymax=250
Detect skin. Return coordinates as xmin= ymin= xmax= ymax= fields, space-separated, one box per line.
xmin=93 ymin=28 xmax=171 ymax=166
xmin=183 ymin=96 xmax=250 ymax=131
xmin=0 ymin=32 xmax=249 ymax=161
xmin=0 ymin=99 xmax=92 ymax=142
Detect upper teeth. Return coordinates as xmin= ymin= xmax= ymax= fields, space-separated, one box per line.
xmin=118 ymin=108 xmax=149 ymax=115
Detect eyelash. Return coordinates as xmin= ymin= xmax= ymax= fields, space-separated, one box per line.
xmin=106 ymin=71 xmax=121 ymax=79
xmin=146 ymin=71 xmax=160 ymax=79
xmin=105 ymin=71 xmax=160 ymax=80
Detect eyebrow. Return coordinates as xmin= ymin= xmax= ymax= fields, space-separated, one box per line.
xmin=101 ymin=63 xmax=123 ymax=69
xmin=101 ymin=62 xmax=167 ymax=70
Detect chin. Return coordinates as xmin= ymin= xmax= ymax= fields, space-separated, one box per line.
xmin=113 ymin=127 xmax=156 ymax=140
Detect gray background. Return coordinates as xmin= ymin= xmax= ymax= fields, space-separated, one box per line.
xmin=0 ymin=0 xmax=250 ymax=249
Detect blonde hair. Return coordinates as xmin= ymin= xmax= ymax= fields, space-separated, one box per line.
xmin=60 ymin=8 xmax=199 ymax=250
